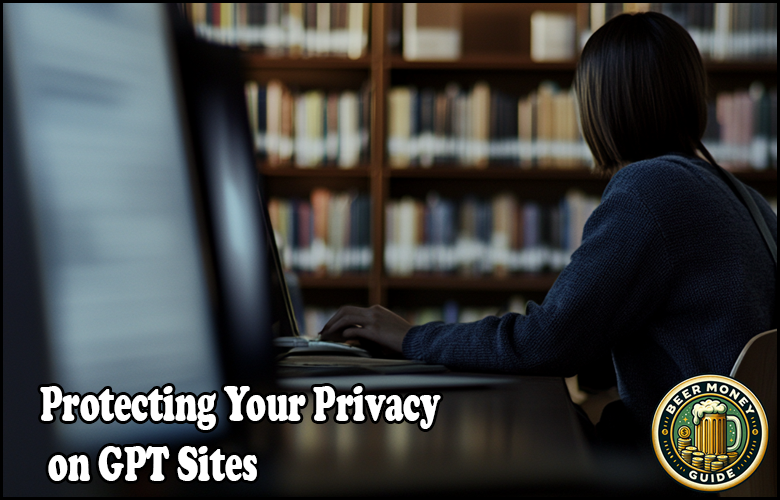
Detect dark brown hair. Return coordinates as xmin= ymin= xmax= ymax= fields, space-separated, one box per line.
xmin=574 ymin=12 xmax=716 ymax=174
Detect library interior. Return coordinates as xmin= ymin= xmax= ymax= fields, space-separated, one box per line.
xmin=3 ymin=3 xmax=777 ymax=496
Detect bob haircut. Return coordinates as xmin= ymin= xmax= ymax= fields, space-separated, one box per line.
xmin=574 ymin=12 xmax=716 ymax=174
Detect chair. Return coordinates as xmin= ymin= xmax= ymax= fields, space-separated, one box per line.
xmin=720 ymin=330 xmax=777 ymax=497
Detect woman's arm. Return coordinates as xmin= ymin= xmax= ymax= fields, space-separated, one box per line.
xmin=321 ymin=183 xmax=672 ymax=375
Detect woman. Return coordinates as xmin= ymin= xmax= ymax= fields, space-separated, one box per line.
xmin=320 ymin=12 xmax=777 ymax=448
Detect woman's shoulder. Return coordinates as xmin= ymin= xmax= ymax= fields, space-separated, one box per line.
xmin=605 ymin=154 xmax=711 ymax=202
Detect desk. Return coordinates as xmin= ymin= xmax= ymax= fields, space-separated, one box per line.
xmin=214 ymin=373 xmax=674 ymax=495
xmin=268 ymin=374 xmax=592 ymax=495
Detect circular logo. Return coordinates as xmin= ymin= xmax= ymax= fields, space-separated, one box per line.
xmin=652 ymin=375 xmax=768 ymax=492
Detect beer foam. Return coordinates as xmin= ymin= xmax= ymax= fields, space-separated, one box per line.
xmin=692 ymin=399 xmax=727 ymax=425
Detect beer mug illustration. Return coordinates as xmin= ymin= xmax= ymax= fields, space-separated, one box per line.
xmin=692 ymin=399 xmax=742 ymax=456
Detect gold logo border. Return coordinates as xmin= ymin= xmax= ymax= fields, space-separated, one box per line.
xmin=651 ymin=374 xmax=768 ymax=492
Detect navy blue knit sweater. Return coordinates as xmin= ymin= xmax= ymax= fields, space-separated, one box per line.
xmin=403 ymin=154 xmax=776 ymax=440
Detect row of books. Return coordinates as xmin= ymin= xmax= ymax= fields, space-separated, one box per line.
xmin=301 ymin=296 xmax=528 ymax=338
xmin=385 ymin=190 xmax=601 ymax=277
xmin=387 ymin=81 xmax=778 ymax=171
xmin=703 ymin=84 xmax=777 ymax=171
xmin=268 ymin=189 xmax=371 ymax=275
xmin=387 ymin=82 xmax=587 ymax=169
xmin=584 ymin=3 xmax=777 ymax=61
xmin=274 ymin=192 xmax=775 ymax=280
xmin=186 ymin=3 xmax=370 ymax=58
xmin=246 ymin=80 xmax=371 ymax=168
xmin=385 ymin=4 xmax=578 ymax=62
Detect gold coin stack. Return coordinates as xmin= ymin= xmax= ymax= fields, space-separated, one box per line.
xmin=692 ymin=456 xmax=704 ymax=470
xmin=717 ymin=454 xmax=729 ymax=468
xmin=677 ymin=437 xmax=692 ymax=453
xmin=704 ymin=454 xmax=717 ymax=471
xmin=727 ymin=452 xmax=738 ymax=465
xmin=685 ymin=446 xmax=697 ymax=454
xmin=711 ymin=460 xmax=724 ymax=472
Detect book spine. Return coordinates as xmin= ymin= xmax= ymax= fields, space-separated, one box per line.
xmin=266 ymin=80 xmax=284 ymax=165
xmin=265 ymin=3 xmax=283 ymax=55
xmin=316 ymin=3 xmax=331 ymax=56
xmin=287 ymin=3 xmax=305 ymax=56
xmin=347 ymin=3 xmax=368 ymax=60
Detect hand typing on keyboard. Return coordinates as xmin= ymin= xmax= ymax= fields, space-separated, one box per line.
xmin=319 ymin=305 xmax=412 ymax=355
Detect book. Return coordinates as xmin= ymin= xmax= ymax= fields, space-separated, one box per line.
xmin=530 ymin=11 xmax=577 ymax=62
xmin=347 ymin=3 xmax=369 ymax=60
xmin=287 ymin=3 xmax=305 ymax=57
xmin=265 ymin=79 xmax=284 ymax=164
xmin=387 ymin=3 xmax=403 ymax=54
xmin=388 ymin=87 xmax=413 ymax=168
xmin=316 ymin=3 xmax=331 ymax=56
xmin=402 ymin=3 xmax=462 ymax=61
xmin=471 ymin=82 xmax=491 ymax=168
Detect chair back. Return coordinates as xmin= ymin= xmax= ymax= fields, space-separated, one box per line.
xmin=721 ymin=330 xmax=777 ymax=497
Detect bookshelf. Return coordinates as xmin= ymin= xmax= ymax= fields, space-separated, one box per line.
xmin=193 ymin=3 xmax=777 ymax=313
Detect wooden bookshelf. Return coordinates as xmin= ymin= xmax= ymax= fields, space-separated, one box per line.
xmin=297 ymin=274 xmax=371 ymax=289
xmin=388 ymin=55 xmax=577 ymax=71
xmin=241 ymin=54 xmax=372 ymax=70
xmin=704 ymin=62 xmax=778 ymax=73
xmin=236 ymin=3 xmax=778 ymax=310
xmin=259 ymin=164 xmax=372 ymax=178
xmin=386 ymin=167 xmax=777 ymax=197
xmin=387 ymin=167 xmax=601 ymax=181
xmin=385 ymin=274 xmax=560 ymax=292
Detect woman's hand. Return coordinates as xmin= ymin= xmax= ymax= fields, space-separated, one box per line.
xmin=319 ymin=305 xmax=412 ymax=354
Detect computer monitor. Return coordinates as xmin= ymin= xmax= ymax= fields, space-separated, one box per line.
xmin=170 ymin=8 xmax=302 ymax=344
xmin=4 ymin=4 xmax=274 ymax=492
xmin=171 ymin=7 xmax=277 ymax=383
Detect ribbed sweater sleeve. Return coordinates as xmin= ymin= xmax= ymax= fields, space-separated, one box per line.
xmin=402 ymin=181 xmax=673 ymax=376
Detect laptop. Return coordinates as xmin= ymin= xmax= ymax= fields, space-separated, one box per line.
xmin=257 ymin=186 xmax=372 ymax=358
xmin=256 ymin=183 xmax=456 ymax=375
